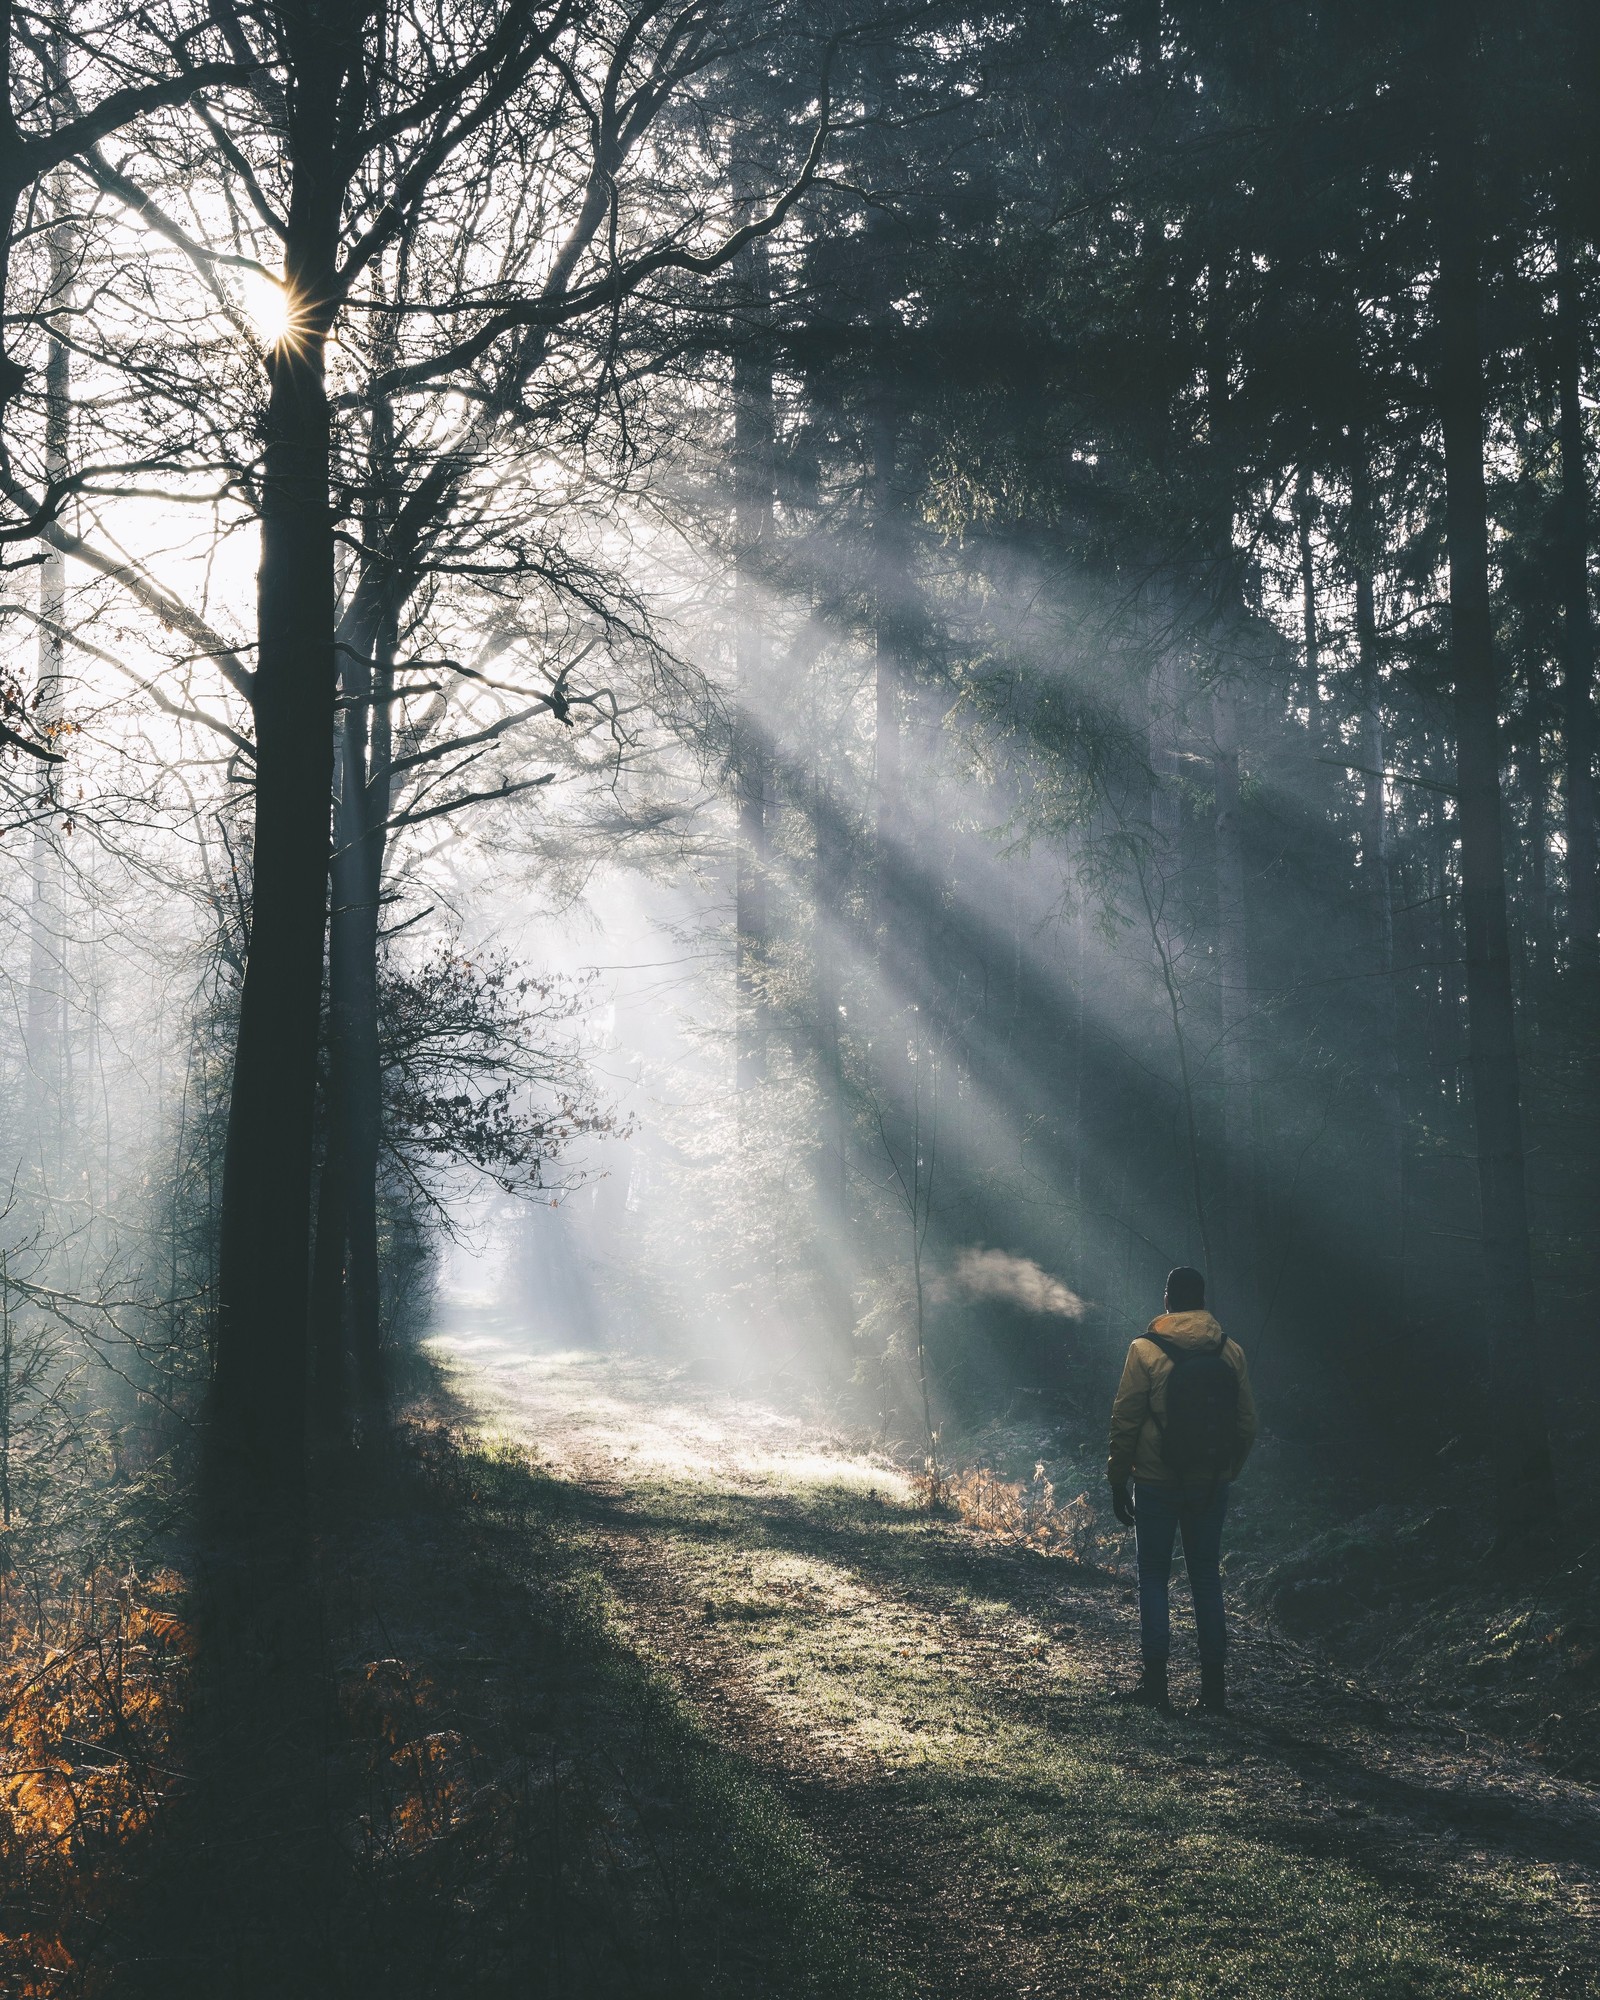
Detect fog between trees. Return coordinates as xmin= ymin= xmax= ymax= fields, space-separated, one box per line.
xmin=0 ymin=8 xmax=1597 ymax=1975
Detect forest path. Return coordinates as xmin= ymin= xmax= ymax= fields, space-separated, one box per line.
xmin=431 ymin=1318 xmax=1600 ymax=1999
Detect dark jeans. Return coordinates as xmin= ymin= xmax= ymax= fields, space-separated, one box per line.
xmin=1134 ymin=1480 xmax=1230 ymax=1668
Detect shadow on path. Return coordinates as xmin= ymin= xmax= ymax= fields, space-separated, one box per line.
xmin=434 ymin=1338 xmax=1600 ymax=1999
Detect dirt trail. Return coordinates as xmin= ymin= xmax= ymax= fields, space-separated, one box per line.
xmin=434 ymin=1323 xmax=1600 ymax=1999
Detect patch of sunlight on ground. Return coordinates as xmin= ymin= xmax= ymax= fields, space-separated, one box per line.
xmin=621 ymin=1507 xmax=1093 ymax=1772
xmin=428 ymin=1309 xmax=1591 ymax=1999
xmin=427 ymin=1319 xmax=917 ymax=1505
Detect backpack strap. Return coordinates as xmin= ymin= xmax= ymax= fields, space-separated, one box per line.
xmin=1143 ymin=1330 xmax=1226 ymax=1365
xmin=1141 ymin=1334 xmax=1179 ymax=1435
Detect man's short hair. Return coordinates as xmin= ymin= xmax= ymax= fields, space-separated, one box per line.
xmin=1164 ymin=1265 xmax=1206 ymax=1312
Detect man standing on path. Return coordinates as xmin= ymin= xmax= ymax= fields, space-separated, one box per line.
xmin=1107 ymin=1266 xmax=1257 ymax=1715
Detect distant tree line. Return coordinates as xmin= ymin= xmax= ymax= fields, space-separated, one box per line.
xmin=658 ymin=0 xmax=1597 ymax=1539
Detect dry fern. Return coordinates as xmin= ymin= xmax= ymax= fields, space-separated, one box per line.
xmin=0 ymin=1567 xmax=191 ymax=1994
xmin=916 ymin=1461 xmax=1099 ymax=1563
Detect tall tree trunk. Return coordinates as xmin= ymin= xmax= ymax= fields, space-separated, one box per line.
xmin=1351 ymin=449 xmax=1405 ymax=1304
xmin=298 ymin=642 xmax=392 ymax=1429
xmin=310 ymin=714 xmax=351 ymax=1437
xmin=212 ymin=52 xmax=343 ymax=1518
xmin=326 ymin=243 xmax=407 ymax=1419
xmin=873 ymin=403 xmax=905 ymax=961
xmin=344 ymin=614 xmax=394 ymax=1407
xmin=1519 ymin=658 xmax=1552 ymax=1010
xmin=310 ymin=660 xmax=387 ymax=1441
xmin=1296 ymin=467 xmax=1324 ymax=750
xmin=1200 ymin=257 xmax=1255 ymax=1321
xmin=1072 ymin=911 xmax=1086 ymax=1249
xmin=1434 ymin=77 xmax=1552 ymax=1530
xmin=316 ymin=548 xmax=395 ymax=1423
xmin=812 ymin=766 xmax=854 ymax=1367
xmin=308 ymin=1115 xmax=349 ymax=1438
xmin=870 ymin=248 xmax=926 ymax=1220
xmin=1554 ymin=224 xmax=1598 ymax=969
xmin=1429 ymin=788 xmax=1455 ymax=1105
xmin=25 ymin=167 xmax=71 ymax=1203
xmin=1212 ymin=685 xmax=1257 ymax=1329
xmin=1142 ymin=622 xmax=1213 ymax=1281
xmin=732 ymin=163 xmax=773 ymax=1094
xmin=1068 ymin=822 xmax=1090 ymax=1271
xmin=866 ymin=154 xmax=916 ymax=995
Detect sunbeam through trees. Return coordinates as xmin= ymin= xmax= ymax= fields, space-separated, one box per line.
xmin=0 ymin=4 xmax=1597 ymax=1996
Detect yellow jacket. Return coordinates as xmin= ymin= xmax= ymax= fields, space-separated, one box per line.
xmin=1107 ymin=1310 xmax=1257 ymax=1487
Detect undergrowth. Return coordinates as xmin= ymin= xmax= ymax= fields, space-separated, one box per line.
xmin=916 ymin=1458 xmax=1100 ymax=1563
xmin=0 ymin=1566 xmax=194 ymax=1995
xmin=1 ymin=1406 xmax=896 ymax=1999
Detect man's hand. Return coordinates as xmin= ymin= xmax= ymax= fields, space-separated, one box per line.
xmin=1110 ymin=1480 xmax=1136 ymax=1528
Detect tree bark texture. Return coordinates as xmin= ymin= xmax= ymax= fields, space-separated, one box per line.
xmin=1296 ymin=467 xmax=1323 ymax=749
xmin=313 ymin=547 xmax=396 ymax=1425
xmin=1212 ymin=685 xmax=1257 ymax=1329
xmin=1519 ymin=659 xmax=1552 ymax=1003
xmin=213 ymin=30 xmax=343 ymax=1515
xmin=1554 ymin=224 xmax=1598 ymax=968
xmin=308 ymin=1113 xmax=349 ymax=1438
xmin=1351 ymin=451 xmax=1405 ymax=1290
xmin=342 ymin=612 xmax=394 ymax=1407
xmin=1434 ymin=77 xmax=1552 ymax=1527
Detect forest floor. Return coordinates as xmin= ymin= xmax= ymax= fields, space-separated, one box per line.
xmin=9 ymin=1327 xmax=1596 ymax=1999
xmin=418 ymin=1306 xmax=1600 ymax=2000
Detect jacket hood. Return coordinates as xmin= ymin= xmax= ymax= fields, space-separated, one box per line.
xmin=1146 ymin=1309 xmax=1226 ymax=1348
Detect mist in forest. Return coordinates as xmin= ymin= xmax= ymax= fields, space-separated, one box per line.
xmin=0 ymin=3 xmax=1596 ymax=1994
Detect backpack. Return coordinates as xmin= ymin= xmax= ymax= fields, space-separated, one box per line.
xmin=1145 ymin=1332 xmax=1238 ymax=1485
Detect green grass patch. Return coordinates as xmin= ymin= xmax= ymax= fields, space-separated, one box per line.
xmin=558 ymin=1455 xmax=1590 ymax=1998
xmin=426 ymin=1343 xmax=1595 ymax=1998
xmin=354 ymin=1426 xmax=904 ymax=2000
